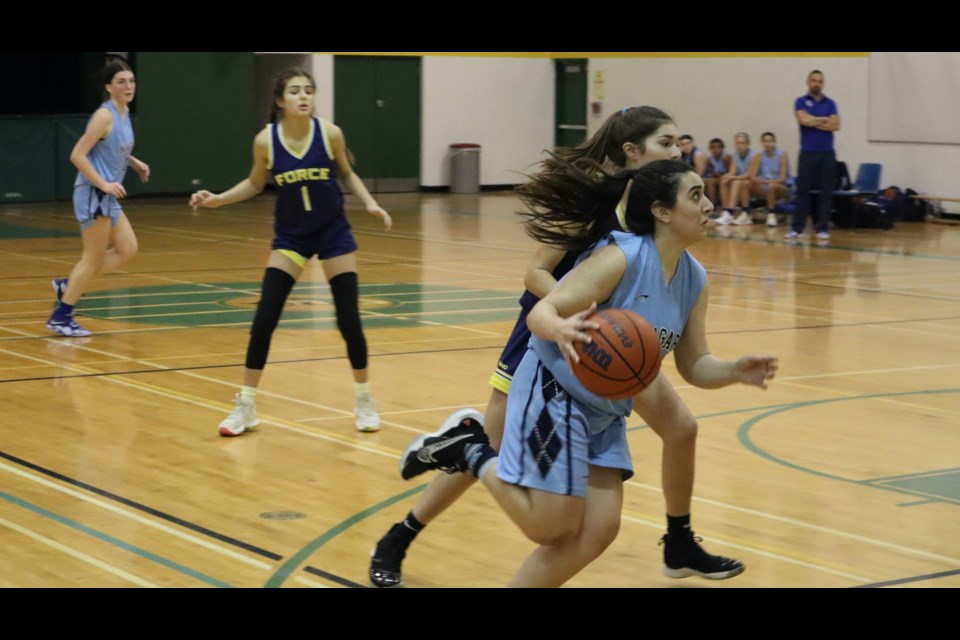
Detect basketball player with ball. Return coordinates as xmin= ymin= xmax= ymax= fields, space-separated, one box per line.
xmin=374 ymin=107 xmax=746 ymax=588
xmin=400 ymin=159 xmax=778 ymax=587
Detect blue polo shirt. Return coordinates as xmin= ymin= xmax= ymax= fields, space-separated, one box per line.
xmin=795 ymin=93 xmax=838 ymax=152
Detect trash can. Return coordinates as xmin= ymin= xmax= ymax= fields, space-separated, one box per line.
xmin=449 ymin=143 xmax=481 ymax=194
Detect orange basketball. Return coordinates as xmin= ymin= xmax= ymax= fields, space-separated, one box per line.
xmin=572 ymin=308 xmax=662 ymax=400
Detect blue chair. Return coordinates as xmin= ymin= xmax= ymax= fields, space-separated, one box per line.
xmin=834 ymin=162 xmax=882 ymax=198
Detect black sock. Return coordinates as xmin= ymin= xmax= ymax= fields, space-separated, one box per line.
xmin=468 ymin=444 xmax=497 ymax=479
xmin=667 ymin=513 xmax=692 ymax=538
xmin=392 ymin=511 xmax=425 ymax=545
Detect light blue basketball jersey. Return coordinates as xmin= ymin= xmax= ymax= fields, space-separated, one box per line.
xmin=530 ymin=231 xmax=707 ymax=416
xmin=758 ymin=149 xmax=783 ymax=180
xmin=733 ymin=149 xmax=755 ymax=176
xmin=75 ymin=101 xmax=134 ymax=188
xmin=704 ymin=154 xmax=728 ymax=178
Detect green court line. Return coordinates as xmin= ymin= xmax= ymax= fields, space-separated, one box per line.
xmin=736 ymin=388 xmax=960 ymax=502
xmin=867 ymin=483 xmax=959 ymax=504
xmin=0 ymin=490 xmax=234 ymax=588
xmin=872 ymin=480 xmax=960 ymax=505
xmin=263 ymin=483 xmax=427 ymax=588
xmin=0 ymin=222 xmax=77 ymax=239
xmin=81 ymin=282 xmax=522 ymax=328
xmin=866 ymin=467 xmax=960 ymax=483
xmin=292 ymin=390 xmax=957 ymax=586
xmin=897 ymin=499 xmax=940 ymax=507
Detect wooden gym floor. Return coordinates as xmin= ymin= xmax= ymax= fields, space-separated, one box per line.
xmin=0 ymin=192 xmax=957 ymax=588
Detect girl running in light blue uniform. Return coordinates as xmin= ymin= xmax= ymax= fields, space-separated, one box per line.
xmin=47 ymin=59 xmax=150 ymax=337
xmin=400 ymin=159 xmax=779 ymax=587
xmin=373 ymin=107 xmax=716 ymax=589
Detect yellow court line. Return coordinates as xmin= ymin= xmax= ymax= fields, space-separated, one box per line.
xmin=666 ymin=362 xmax=960 ymax=392
xmin=0 ymin=514 xmax=160 ymax=588
xmin=872 ymin=322 xmax=960 ymax=341
xmin=315 ymin=52 xmax=868 ymax=59
xmin=0 ymin=342 xmax=400 ymax=459
xmin=619 ymin=511 xmax=873 ymax=583
xmin=775 ymin=362 xmax=960 ymax=382
xmin=871 ymin=395 xmax=960 ymax=418
xmin=625 ymin=481 xmax=960 ymax=566
xmin=297 ymin=402 xmax=493 ymax=421
xmin=773 ymin=377 xmax=960 ymax=417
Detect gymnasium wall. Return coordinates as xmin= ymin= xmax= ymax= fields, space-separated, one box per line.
xmin=4 ymin=53 xmax=958 ymax=211
xmin=304 ymin=52 xmax=959 ymax=209
xmin=306 ymin=54 xmax=554 ymax=188
xmin=419 ymin=56 xmax=554 ymax=187
xmin=135 ymin=52 xmax=256 ymax=194
xmin=591 ymin=53 xmax=960 ymax=212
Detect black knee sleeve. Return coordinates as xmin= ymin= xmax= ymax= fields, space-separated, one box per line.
xmin=245 ymin=267 xmax=295 ymax=370
xmin=329 ymin=271 xmax=367 ymax=370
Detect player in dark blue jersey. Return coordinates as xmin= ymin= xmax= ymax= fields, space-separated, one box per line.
xmin=190 ymin=70 xmax=391 ymax=437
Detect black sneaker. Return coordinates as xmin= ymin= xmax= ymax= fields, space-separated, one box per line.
xmin=400 ymin=408 xmax=487 ymax=480
xmin=660 ymin=533 xmax=745 ymax=580
xmin=369 ymin=523 xmax=409 ymax=588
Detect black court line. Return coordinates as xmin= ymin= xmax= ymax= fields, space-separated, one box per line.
xmin=853 ymin=568 xmax=960 ymax=588
xmin=0 ymin=344 xmax=502 ymax=385
xmin=0 ymin=449 xmax=281 ymax=560
xmin=0 ymin=448 xmax=364 ymax=588
xmin=303 ymin=565 xmax=366 ymax=588
xmin=6 ymin=309 xmax=960 ymax=384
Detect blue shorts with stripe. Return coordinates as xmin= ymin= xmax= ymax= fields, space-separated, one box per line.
xmin=497 ymin=350 xmax=634 ymax=498
xmin=488 ymin=309 xmax=532 ymax=394
xmin=73 ymin=185 xmax=122 ymax=231
xmin=272 ymin=217 xmax=357 ymax=262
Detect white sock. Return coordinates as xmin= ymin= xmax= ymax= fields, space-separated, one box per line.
xmin=354 ymin=382 xmax=370 ymax=396
xmin=240 ymin=385 xmax=257 ymax=400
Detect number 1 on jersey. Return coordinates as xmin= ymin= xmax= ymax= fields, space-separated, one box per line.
xmin=301 ymin=186 xmax=313 ymax=211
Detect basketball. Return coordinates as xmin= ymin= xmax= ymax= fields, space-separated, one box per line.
xmin=572 ymin=308 xmax=662 ymax=400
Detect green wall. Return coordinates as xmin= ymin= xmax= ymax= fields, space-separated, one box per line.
xmin=135 ymin=52 xmax=256 ymax=194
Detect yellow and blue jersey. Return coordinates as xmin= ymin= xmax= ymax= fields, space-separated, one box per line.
xmin=268 ymin=117 xmax=344 ymax=239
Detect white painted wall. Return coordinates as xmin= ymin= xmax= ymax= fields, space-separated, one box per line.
xmin=263 ymin=53 xmax=960 ymax=213
xmin=310 ymin=54 xmax=334 ymax=121
xmin=421 ymin=56 xmax=554 ymax=187
xmin=590 ymin=54 xmax=960 ymax=212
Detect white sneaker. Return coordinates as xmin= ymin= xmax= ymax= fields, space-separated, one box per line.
xmin=816 ymin=231 xmax=830 ymax=241
xmin=715 ymin=210 xmax=735 ymax=225
xmin=733 ymin=211 xmax=753 ymax=225
xmin=355 ymin=393 xmax=381 ymax=432
xmin=784 ymin=230 xmax=801 ymax=239
xmin=766 ymin=213 xmax=778 ymax=227
xmin=219 ymin=393 xmax=260 ymax=437
xmin=46 ymin=313 xmax=92 ymax=337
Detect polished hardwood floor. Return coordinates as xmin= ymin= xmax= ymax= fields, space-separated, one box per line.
xmin=1 ymin=192 xmax=957 ymax=588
